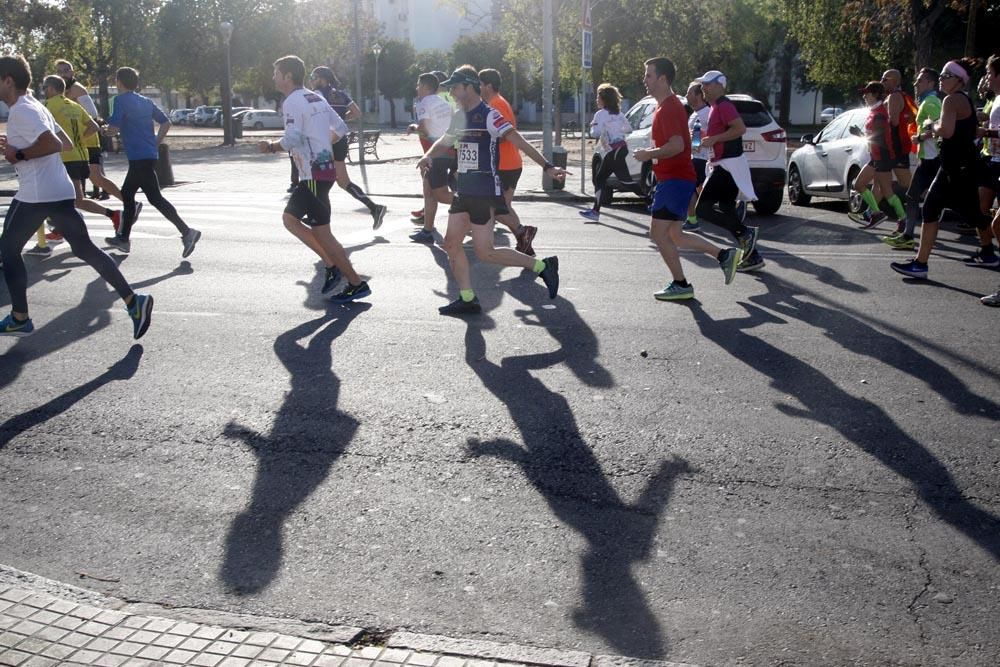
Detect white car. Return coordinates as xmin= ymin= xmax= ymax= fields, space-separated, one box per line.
xmin=819 ymin=107 xmax=845 ymax=124
xmin=598 ymin=94 xmax=787 ymax=215
xmin=241 ymin=110 xmax=284 ymax=130
xmin=787 ymin=107 xmax=914 ymax=213
xmin=169 ymin=108 xmax=193 ymax=124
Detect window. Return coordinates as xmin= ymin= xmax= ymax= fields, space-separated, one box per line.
xmin=626 ymin=101 xmax=654 ymax=130
xmin=731 ymin=99 xmax=774 ymax=128
xmin=815 ymin=113 xmax=851 ymax=143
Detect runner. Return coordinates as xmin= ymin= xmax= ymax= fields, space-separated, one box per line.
xmin=416 ymin=65 xmax=567 ymax=315
xmin=976 ymin=55 xmax=999 ymax=247
xmin=579 ymin=82 xmax=632 ymax=223
xmin=54 ymin=60 xmax=122 ymax=205
xmin=102 ymin=67 xmax=199 ymax=257
xmin=407 ymin=72 xmax=455 ymax=242
xmin=693 ymin=69 xmax=762 ymax=271
xmin=41 ymin=76 xmax=122 ymax=230
xmin=684 ymin=81 xmax=711 ymax=232
xmin=891 ymin=59 xmax=996 ymax=279
xmin=847 ymin=81 xmax=906 ymax=229
xmin=884 ymin=68 xmax=941 ymax=250
xmin=881 ymin=68 xmax=916 ymax=193
xmin=262 ymin=56 xmax=370 ymax=303
xmin=479 ymin=68 xmax=537 ymax=255
xmin=631 ymin=58 xmax=742 ymax=301
xmin=309 ymin=66 xmax=387 ymax=230
xmin=0 ymin=55 xmax=152 ymax=339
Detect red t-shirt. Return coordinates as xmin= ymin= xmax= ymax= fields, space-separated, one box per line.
xmin=651 ymin=95 xmax=696 ymax=182
xmin=707 ymin=97 xmax=741 ymax=161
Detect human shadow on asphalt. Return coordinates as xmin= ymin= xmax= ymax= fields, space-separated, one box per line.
xmin=464 ymin=280 xmax=687 ymax=658
xmin=0 ymin=252 xmax=88 ymax=312
xmin=0 ymin=262 xmax=193 ymax=391
xmin=687 ymin=300 xmax=1000 ymax=562
xmin=219 ymin=302 xmax=371 ymax=595
xmin=0 ymin=345 xmax=144 ymax=451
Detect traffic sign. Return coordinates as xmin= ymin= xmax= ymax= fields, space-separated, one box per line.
xmin=582 ymin=30 xmax=592 ymax=69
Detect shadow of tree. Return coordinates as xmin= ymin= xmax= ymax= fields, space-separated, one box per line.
xmin=464 ymin=280 xmax=686 ymax=658
xmin=219 ymin=302 xmax=371 ymax=595
xmin=0 ymin=345 xmax=144 ymax=451
xmin=687 ymin=301 xmax=1000 ymax=562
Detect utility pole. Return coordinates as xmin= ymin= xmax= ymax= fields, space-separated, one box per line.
xmin=353 ymin=0 xmax=365 ymax=163
xmin=542 ymin=0 xmax=553 ymax=163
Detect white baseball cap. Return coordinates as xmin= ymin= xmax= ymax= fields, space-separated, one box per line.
xmin=695 ymin=70 xmax=727 ymax=88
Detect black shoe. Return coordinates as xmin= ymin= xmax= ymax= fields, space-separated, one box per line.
xmin=538 ymin=256 xmax=559 ymax=299
xmin=439 ymin=297 xmax=482 ymax=316
xmin=321 ymin=266 xmax=342 ymax=294
xmin=372 ymin=204 xmax=387 ymax=231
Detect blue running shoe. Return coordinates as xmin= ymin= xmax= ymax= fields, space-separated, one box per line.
xmin=127 ymin=294 xmax=153 ymax=339
xmin=410 ymin=228 xmax=435 ymax=243
xmin=578 ymin=209 xmax=600 ymax=222
xmin=739 ymin=226 xmax=760 ymax=258
xmin=331 ymin=281 xmax=371 ymax=303
xmin=0 ymin=313 xmax=34 ymax=337
xmin=890 ymin=259 xmax=928 ymax=279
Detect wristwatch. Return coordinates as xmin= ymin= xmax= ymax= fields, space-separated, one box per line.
xmin=14 ymin=150 xmax=26 ymax=162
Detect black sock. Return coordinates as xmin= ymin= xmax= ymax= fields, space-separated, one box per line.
xmin=346 ymin=183 xmax=377 ymax=212
xmin=982 ymin=244 xmax=996 ymax=255
xmin=674 ymin=279 xmax=690 ymax=287
xmin=717 ymin=250 xmax=726 ymax=262
xmin=103 ymin=209 xmax=114 ymax=218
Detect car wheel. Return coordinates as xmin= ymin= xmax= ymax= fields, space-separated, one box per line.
xmin=253 ymin=122 xmax=264 ymax=130
xmin=848 ymin=167 xmax=865 ymax=214
xmin=752 ymin=189 xmax=783 ymax=216
xmin=641 ymin=164 xmax=656 ymax=205
xmin=787 ymin=165 xmax=811 ymax=206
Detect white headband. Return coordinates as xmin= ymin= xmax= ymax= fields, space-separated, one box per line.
xmin=942 ymin=61 xmax=969 ymax=84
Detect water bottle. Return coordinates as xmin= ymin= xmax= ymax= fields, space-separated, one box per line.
xmin=692 ymin=117 xmax=702 ymax=151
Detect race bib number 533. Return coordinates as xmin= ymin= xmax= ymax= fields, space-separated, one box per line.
xmin=457 ymin=142 xmax=479 ymax=172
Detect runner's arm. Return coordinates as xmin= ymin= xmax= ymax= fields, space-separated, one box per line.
xmin=701 ymin=117 xmax=746 ymax=149
xmin=633 ymin=135 xmax=683 ymax=162
xmin=501 ymin=128 xmax=570 ymax=178
xmin=83 ymin=117 xmax=100 ymax=138
xmin=344 ymin=101 xmax=361 ymax=122
xmin=935 ymin=96 xmax=958 ymax=140
xmin=887 ymin=92 xmax=903 ymax=126
xmin=416 ymin=132 xmax=455 ymax=172
xmin=155 ymin=119 xmax=171 ymax=145
xmin=3 ymin=129 xmax=65 ymax=163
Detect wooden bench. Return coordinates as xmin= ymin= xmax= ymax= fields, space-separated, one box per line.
xmin=561 ymin=120 xmax=580 ymax=139
xmin=346 ymin=130 xmax=381 ymax=162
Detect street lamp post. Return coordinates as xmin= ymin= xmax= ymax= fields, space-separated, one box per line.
xmin=219 ymin=21 xmax=234 ymax=146
xmin=372 ymin=43 xmax=382 ymax=126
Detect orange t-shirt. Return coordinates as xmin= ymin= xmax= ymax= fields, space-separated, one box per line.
xmin=489 ymin=94 xmax=523 ymax=170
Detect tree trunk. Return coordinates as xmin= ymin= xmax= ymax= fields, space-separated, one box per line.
xmin=776 ymin=40 xmax=795 ymax=127
xmin=910 ymin=0 xmax=946 ymax=73
xmin=389 ymin=96 xmax=397 ymax=128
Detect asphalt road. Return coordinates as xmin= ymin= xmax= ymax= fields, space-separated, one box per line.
xmin=1 ymin=155 xmax=998 ymax=666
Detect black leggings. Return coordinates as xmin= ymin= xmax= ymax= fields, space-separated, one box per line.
xmin=119 ymin=159 xmax=189 ymax=240
xmin=592 ymin=146 xmax=632 ymax=212
xmin=695 ymin=166 xmax=748 ymax=241
xmin=1 ymin=199 xmax=133 ymax=313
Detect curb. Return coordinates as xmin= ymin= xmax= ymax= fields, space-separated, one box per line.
xmin=0 ymin=566 xmax=700 ymax=667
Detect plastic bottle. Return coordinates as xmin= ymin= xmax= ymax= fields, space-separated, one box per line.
xmin=692 ymin=117 xmax=702 ymax=151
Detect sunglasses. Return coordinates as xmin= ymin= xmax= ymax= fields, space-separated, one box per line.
xmin=939 ymin=73 xmax=958 ymax=80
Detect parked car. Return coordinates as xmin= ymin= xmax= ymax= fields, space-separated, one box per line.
xmin=169 ymin=108 xmax=193 ymax=124
xmin=210 ymin=107 xmax=252 ymax=127
xmin=819 ymin=107 xmax=845 ymax=124
xmin=598 ymin=94 xmax=787 ymax=215
xmin=191 ymin=105 xmax=221 ymax=126
xmin=787 ymin=107 xmax=915 ymax=213
xmin=241 ymin=109 xmax=284 ymax=130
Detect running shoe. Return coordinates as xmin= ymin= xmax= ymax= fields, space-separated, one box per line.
xmin=861 ymin=210 xmax=889 ymax=229
xmin=963 ymin=248 xmax=1000 ymax=268
xmin=890 ymin=259 xmax=928 ymax=279
xmin=654 ymin=281 xmax=695 ymax=301
xmin=97 ymin=191 xmax=110 ymax=201
xmin=538 ymin=256 xmax=559 ymax=299
xmin=883 ymin=234 xmax=915 ymax=250
xmin=0 ymin=313 xmax=34 ymax=336
xmin=181 ymin=228 xmax=202 ymax=258
xmin=24 ymin=244 xmax=52 ymax=257
xmin=735 ymin=200 xmax=747 ymax=224
xmin=45 ymin=231 xmax=63 ymax=242
xmin=955 ymin=221 xmax=977 ymax=235
xmin=127 ymin=293 xmax=153 ymax=340
xmin=410 ymin=208 xmax=425 ymax=219
xmin=321 ymin=266 xmax=342 ymax=294
xmin=738 ymin=226 xmax=760 ymax=257
xmin=372 ymin=204 xmax=388 ymax=231
xmin=578 ymin=209 xmax=600 ymax=222
xmin=287 ymin=184 xmax=297 ymax=193
xmin=439 ymin=296 xmax=482 ymax=316
xmin=981 ymin=287 xmax=1000 ymax=307
xmin=516 ymin=225 xmax=538 ymax=256
xmin=110 ymin=210 xmax=121 ymax=232
xmin=105 ymin=235 xmax=131 ymax=253
xmin=737 ymin=249 xmax=766 ymax=272
xmin=719 ymin=248 xmax=742 ymax=285
xmin=410 ymin=228 xmax=435 ymax=243
xmin=331 ymin=281 xmax=371 ymax=303
xmin=682 ymin=220 xmax=701 ymax=232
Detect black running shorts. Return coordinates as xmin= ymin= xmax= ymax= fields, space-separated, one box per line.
xmin=88 ymin=147 xmax=102 ymax=165
xmin=428 ymin=155 xmax=456 ymax=190
xmin=64 ymin=160 xmax=90 ymax=182
xmin=498 ymin=168 xmax=522 ymax=192
xmin=449 ymin=194 xmax=506 ymax=225
xmin=332 ymin=135 xmax=350 ymax=162
xmin=868 ymin=158 xmax=895 ymax=173
xmin=284 ymin=180 xmax=334 ymax=227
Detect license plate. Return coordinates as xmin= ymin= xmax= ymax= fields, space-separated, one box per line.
xmin=743 ymin=141 xmax=756 ymax=152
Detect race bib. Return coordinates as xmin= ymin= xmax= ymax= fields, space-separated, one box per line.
xmin=457 ymin=142 xmax=479 ymax=173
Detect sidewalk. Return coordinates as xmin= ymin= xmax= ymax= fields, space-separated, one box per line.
xmin=0 ymin=567 xmax=696 ymax=667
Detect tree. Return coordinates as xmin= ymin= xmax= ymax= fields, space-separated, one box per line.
xmin=362 ymin=39 xmax=416 ymax=127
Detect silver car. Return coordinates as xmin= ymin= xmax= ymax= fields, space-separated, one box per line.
xmin=787 ymin=108 xmax=914 ymax=213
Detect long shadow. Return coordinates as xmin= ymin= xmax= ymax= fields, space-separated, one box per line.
xmin=0 ymin=345 xmax=144 ymax=450
xmin=464 ymin=279 xmax=687 ymax=658
xmin=0 ymin=262 xmax=193 ymax=391
xmin=0 ymin=252 xmax=88 ymax=311
xmin=219 ymin=302 xmax=371 ymax=595
xmin=688 ymin=301 xmax=1000 ymax=561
